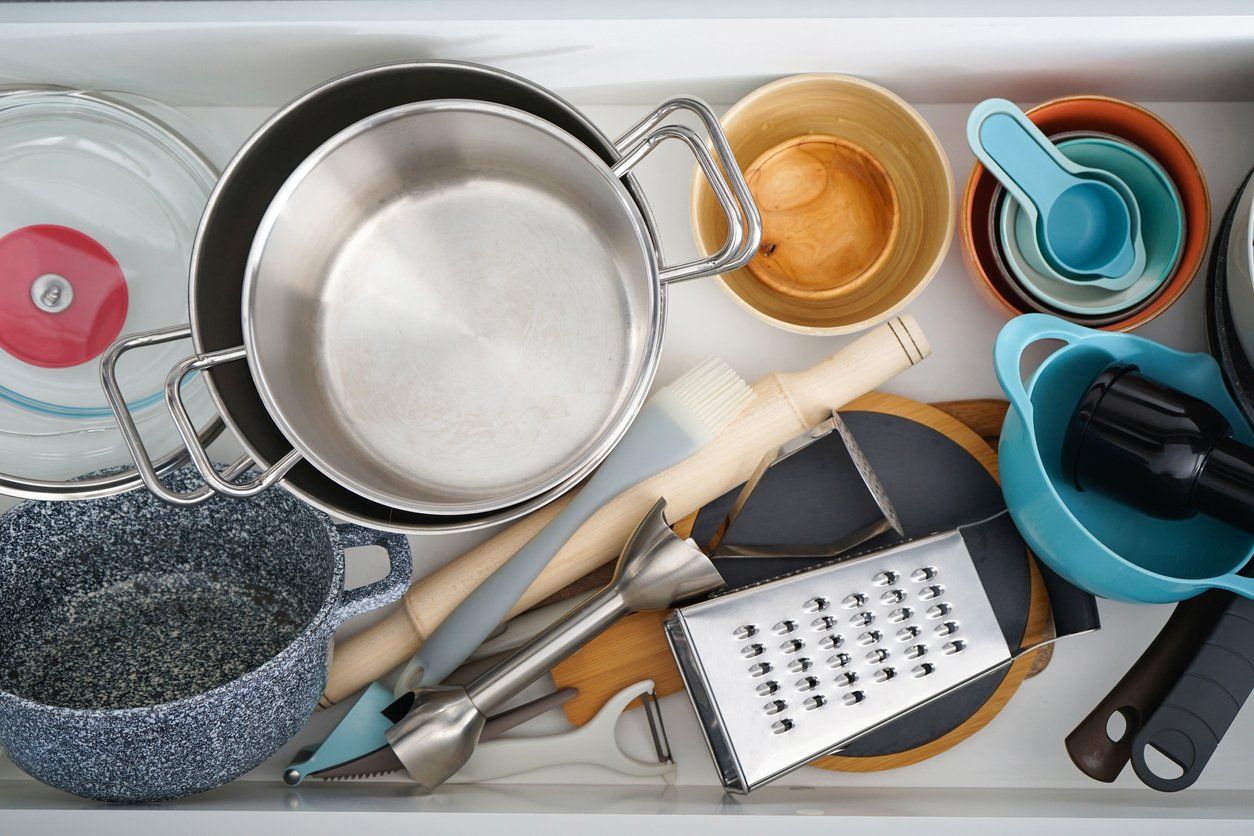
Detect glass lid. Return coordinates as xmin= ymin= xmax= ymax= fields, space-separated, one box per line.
xmin=0 ymin=88 xmax=219 ymax=493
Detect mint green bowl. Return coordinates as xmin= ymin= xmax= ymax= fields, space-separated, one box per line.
xmin=1000 ymin=137 xmax=1184 ymax=316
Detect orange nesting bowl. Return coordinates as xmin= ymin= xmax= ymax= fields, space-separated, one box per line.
xmin=961 ymin=95 xmax=1209 ymax=331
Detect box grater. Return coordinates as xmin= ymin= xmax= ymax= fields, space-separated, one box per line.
xmin=665 ymin=513 xmax=1089 ymax=793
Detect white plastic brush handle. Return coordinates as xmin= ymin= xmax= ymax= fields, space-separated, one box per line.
xmin=397 ymin=405 xmax=715 ymax=693
xmin=448 ymin=680 xmax=674 ymax=783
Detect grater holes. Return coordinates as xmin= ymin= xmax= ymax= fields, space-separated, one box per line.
xmin=881 ymin=589 xmax=905 ymax=605
xmin=919 ymin=584 xmax=945 ymax=600
xmin=842 ymin=690 xmax=866 ymax=706
xmin=911 ymin=567 xmax=938 ymax=583
xmin=764 ymin=699 xmax=787 ymax=715
xmin=773 ymin=620 xmax=798 ymax=635
xmin=873 ymin=667 xmax=897 ymax=683
xmin=857 ymin=630 xmax=882 ymax=646
xmin=926 ymin=603 xmax=953 ymax=619
xmin=803 ymin=597 xmax=830 ymax=613
xmin=850 ymin=611 xmax=874 ymax=627
xmin=787 ymin=657 xmax=813 ymax=673
xmin=818 ymin=634 xmax=844 ymax=650
xmin=887 ymin=607 xmax=912 ymax=624
xmin=733 ymin=625 xmax=758 ymax=640
xmin=834 ymin=671 xmax=858 ymax=687
xmin=841 ymin=593 xmax=867 ymax=609
xmin=803 ymin=695 xmax=827 ymax=710
xmin=781 ymin=638 xmax=805 ymax=654
xmin=912 ymin=663 xmax=936 ymax=678
xmin=866 ymin=648 xmax=889 ymax=663
xmin=896 ymin=625 xmax=921 ymax=641
xmin=748 ymin=662 xmax=773 ymax=677
xmin=756 ymin=680 xmax=780 ymax=696
xmin=828 ymin=652 xmax=852 ymax=669
xmin=904 ymin=644 xmax=927 ymax=659
xmin=812 ymin=615 xmax=836 ymax=631
xmin=741 ymin=643 xmax=765 ymax=658
xmin=943 ymin=640 xmax=966 ymax=655
xmin=936 ymin=620 xmax=959 ymax=636
xmin=872 ymin=571 xmax=899 ymax=587
xmin=771 ymin=718 xmax=795 ymax=734
xmin=796 ymin=676 xmax=819 ymax=692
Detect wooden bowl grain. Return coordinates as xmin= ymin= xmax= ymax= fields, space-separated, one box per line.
xmin=743 ymin=134 xmax=900 ymax=302
xmin=691 ymin=74 xmax=953 ymax=335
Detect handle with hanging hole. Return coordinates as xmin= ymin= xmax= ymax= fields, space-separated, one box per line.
xmin=1132 ymin=594 xmax=1254 ymax=791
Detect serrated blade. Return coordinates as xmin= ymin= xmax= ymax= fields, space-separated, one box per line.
xmin=311 ymin=744 xmax=405 ymax=781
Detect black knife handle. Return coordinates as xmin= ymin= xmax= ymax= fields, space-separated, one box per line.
xmin=1132 ymin=595 xmax=1254 ymax=791
xmin=1065 ymin=593 xmax=1227 ymax=782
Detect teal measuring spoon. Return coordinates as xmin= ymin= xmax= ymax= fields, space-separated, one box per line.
xmin=968 ymin=99 xmax=1146 ymax=290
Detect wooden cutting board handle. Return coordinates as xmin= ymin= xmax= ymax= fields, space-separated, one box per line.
xmin=322 ymin=317 xmax=929 ymax=706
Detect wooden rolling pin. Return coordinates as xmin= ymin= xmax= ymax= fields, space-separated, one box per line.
xmin=322 ymin=316 xmax=930 ymax=706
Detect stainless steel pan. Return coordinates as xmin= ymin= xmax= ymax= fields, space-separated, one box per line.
xmin=102 ymin=61 xmax=658 ymax=531
xmin=228 ymin=98 xmax=752 ymax=515
xmin=103 ymin=62 xmax=757 ymax=528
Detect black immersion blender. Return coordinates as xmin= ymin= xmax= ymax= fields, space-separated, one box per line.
xmin=1063 ymin=362 xmax=1254 ymax=793
xmin=1063 ymin=363 xmax=1254 ymax=532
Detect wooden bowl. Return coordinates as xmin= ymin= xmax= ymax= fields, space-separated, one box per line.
xmin=692 ymin=74 xmax=953 ymax=335
xmin=743 ymin=135 xmax=900 ymax=302
xmin=962 ymin=95 xmax=1209 ymax=331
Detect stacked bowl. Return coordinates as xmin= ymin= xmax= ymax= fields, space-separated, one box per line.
xmin=962 ymin=96 xmax=1210 ymax=331
xmin=690 ymin=74 xmax=954 ymax=335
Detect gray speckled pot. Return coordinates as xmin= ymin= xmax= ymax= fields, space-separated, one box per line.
xmin=0 ymin=467 xmax=411 ymax=802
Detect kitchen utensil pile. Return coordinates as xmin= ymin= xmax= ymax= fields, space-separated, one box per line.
xmin=1 ymin=55 xmax=1250 ymax=806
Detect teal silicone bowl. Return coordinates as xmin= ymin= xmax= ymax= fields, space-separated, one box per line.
xmin=995 ymin=314 xmax=1254 ymax=604
xmin=1001 ymin=137 xmax=1184 ymax=316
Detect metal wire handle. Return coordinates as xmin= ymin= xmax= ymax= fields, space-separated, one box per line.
xmin=99 ymin=325 xmax=295 ymax=506
xmin=613 ymin=96 xmax=761 ymax=285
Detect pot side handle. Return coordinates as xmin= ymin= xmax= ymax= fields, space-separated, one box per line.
xmin=100 ymin=325 xmax=269 ymax=506
xmin=332 ymin=524 xmax=414 ymax=627
xmin=613 ymin=97 xmax=761 ymax=285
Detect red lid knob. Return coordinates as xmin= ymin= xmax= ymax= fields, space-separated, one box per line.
xmin=0 ymin=224 xmax=129 ymax=368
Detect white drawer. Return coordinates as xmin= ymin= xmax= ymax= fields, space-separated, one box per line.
xmin=1 ymin=3 xmax=1253 ymax=832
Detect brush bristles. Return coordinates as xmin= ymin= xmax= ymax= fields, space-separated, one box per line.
xmin=660 ymin=355 xmax=754 ymax=437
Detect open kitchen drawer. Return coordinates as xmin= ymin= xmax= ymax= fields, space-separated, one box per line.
xmin=3 ymin=2 xmax=1254 ymax=832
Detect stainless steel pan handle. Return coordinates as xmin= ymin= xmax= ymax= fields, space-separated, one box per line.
xmin=613 ymin=97 xmax=761 ymax=285
xmin=164 ymin=346 xmax=302 ymax=499
xmin=99 ymin=326 xmax=294 ymax=505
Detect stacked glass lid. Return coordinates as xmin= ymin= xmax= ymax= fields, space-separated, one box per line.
xmin=0 ymin=87 xmax=218 ymax=497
